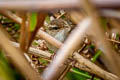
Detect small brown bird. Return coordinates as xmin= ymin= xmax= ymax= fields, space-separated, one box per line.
xmin=45 ymin=19 xmax=72 ymax=52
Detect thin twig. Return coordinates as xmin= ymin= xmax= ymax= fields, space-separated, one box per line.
xmin=58 ymin=63 xmax=72 ymax=80
xmin=24 ymin=53 xmax=38 ymax=72
xmin=73 ymin=52 xmax=119 ymax=80
xmin=107 ymin=39 xmax=120 ymax=44
xmin=11 ymin=41 xmax=51 ymax=58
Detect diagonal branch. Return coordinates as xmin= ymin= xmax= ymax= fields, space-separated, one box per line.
xmin=0 ymin=25 xmax=42 ymax=80
xmin=81 ymin=0 xmax=120 ymax=77
xmin=0 ymin=10 xmax=22 ymax=24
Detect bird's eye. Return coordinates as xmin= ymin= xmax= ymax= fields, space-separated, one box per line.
xmin=49 ymin=25 xmax=60 ymax=30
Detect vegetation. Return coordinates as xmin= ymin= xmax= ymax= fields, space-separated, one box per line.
xmin=0 ymin=0 xmax=120 ymax=80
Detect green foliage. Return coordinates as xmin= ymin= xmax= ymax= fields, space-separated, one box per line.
xmin=7 ymin=27 xmax=12 ymax=32
xmin=29 ymin=12 xmax=38 ymax=32
xmin=39 ymin=58 xmax=48 ymax=66
xmin=61 ymin=15 xmax=65 ymax=19
xmin=13 ymin=23 xmax=20 ymax=31
xmin=0 ymin=50 xmax=24 ymax=80
xmin=48 ymin=48 xmax=54 ymax=54
xmin=2 ymin=17 xmax=13 ymax=23
xmin=32 ymin=41 xmax=39 ymax=46
xmin=91 ymin=50 xmax=102 ymax=62
xmin=116 ymin=34 xmax=120 ymax=40
xmin=66 ymin=68 xmax=100 ymax=80
xmin=85 ymin=44 xmax=95 ymax=49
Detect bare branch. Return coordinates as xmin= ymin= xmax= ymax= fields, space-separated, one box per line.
xmin=0 ymin=0 xmax=120 ymax=11
xmin=0 ymin=10 xmax=22 ymax=24
xmin=81 ymin=0 xmax=120 ymax=77
xmin=73 ymin=52 xmax=119 ymax=80
xmin=0 ymin=24 xmax=42 ymax=80
xmin=100 ymin=9 xmax=120 ymax=19
xmin=19 ymin=12 xmax=27 ymax=52
xmin=11 ymin=41 xmax=51 ymax=58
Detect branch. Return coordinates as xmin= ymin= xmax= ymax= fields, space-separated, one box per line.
xmin=81 ymin=0 xmax=120 ymax=77
xmin=0 ymin=0 xmax=119 ymax=11
xmin=19 ymin=12 xmax=27 ymax=52
xmin=0 ymin=25 xmax=42 ymax=80
xmin=0 ymin=10 xmax=22 ymax=24
xmin=11 ymin=41 xmax=51 ymax=58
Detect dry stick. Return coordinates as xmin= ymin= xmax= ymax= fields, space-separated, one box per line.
xmin=81 ymin=0 xmax=120 ymax=77
xmin=0 ymin=25 xmax=42 ymax=80
xmin=108 ymin=39 xmax=120 ymax=44
xmin=100 ymin=9 xmax=120 ymax=19
xmin=11 ymin=40 xmax=120 ymax=80
xmin=58 ymin=63 xmax=72 ymax=80
xmin=109 ymin=18 xmax=120 ymax=34
xmin=1 ymin=9 xmax=120 ymax=25
xmin=24 ymin=53 xmax=39 ymax=72
xmin=0 ymin=10 xmax=21 ymax=24
xmin=11 ymin=41 xmax=51 ymax=58
xmin=19 ymin=12 xmax=27 ymax=52
xmin=0 ymin=0 xmax=120 ymax=11
xmin=70 ymin=10 xmax=120 ymax=25
xmin=69 ymin=11 xmax=85 ymax=24
xmin=0 ymin=10 xmax=119 ymax=80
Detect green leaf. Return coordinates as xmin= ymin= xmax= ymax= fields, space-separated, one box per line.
xmin=70 ymin=68 xmax=100 ymax=80
xmin=0 ymin=51 xmax=15 ymax=80
xmin=13 ymin=23 xmax=20 ymax=31
xmin=48 ymin=48 xmax=54 ymax=54
xmin=39 ymin=58 xmax=48 ymax=66
xmin=0 ymin=50 xmax=24 ymax=80
xmin=32 ymin=41 xmax=39 ymax=46
xmin=29 ymin=12 xmax=37 ymax=32
xmin=116 ymin=34 xmax=120 ymax=40
xmin=61 ymin=15 xmax=65 ymax=19
xmin=91 ymin=50 xmax=102 ymax=62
